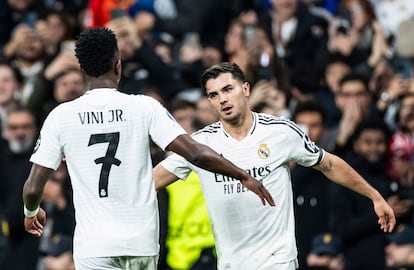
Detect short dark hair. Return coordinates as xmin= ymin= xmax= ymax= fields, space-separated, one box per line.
xmin=201 ymin=62 xmax=246 ymax=92
xmin=325 ymin=53 xmax=350 ymax=70
xmin=350 ymin=118 xmax=391 ymax=145
xmin=168 ymin=98 xmax=196 ymax=113
xmin=75 ymin=28 xmax=118 ymax=77
xmin=338 ymin=73 xmax=369 ymax=94
xmin=293 ymin=100 xmax=326 ymax=124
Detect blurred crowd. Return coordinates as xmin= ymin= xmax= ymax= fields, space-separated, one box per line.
xmin=0 ymin=0 xmax=414 ymax=269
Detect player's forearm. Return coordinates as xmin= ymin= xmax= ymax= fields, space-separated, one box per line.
xmin=168 ymin=134 xmax=250 ymax=181
xmin=23 ymin=164 xmax=51 ymax=210
xmin=190 ymin=144 xmax=249 ymax=181
xmin=317 ymin=153 xmax=382 ymax=201
xmin=153 ymin=164 xmax=179 ymax=191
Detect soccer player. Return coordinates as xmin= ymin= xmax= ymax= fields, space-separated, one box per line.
xmin=153 ymin=62 xmax=397 ymax=270
xmin=21 ymin=28 xmax=273 ymax=270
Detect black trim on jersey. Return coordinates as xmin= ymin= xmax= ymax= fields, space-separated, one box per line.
xmin=257 ymin=114 xmax=321 ymax=155
xmin=192 ymin=122 xmax=221 ymax=136
xmin=312 ymin=147 xmax=324 ymax=167
xmin=250 ymin=112 xmax=257 ymax=135
xmin=257 ymin=116 xmax=306 ymax=138
xmin=308 ymin=148 xmax=324 ymax=167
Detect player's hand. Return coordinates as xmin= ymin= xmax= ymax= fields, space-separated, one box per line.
xmin=24 ymin=208 xmax=46 ymax=237
xmin=242 ymin=176 xmax=275 ymax=206
xmin=373 ymin=197 xmax=396 ymax=233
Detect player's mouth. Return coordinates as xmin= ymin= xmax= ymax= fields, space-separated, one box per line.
xmin=222 ymin=106 xmax=233 ymax=114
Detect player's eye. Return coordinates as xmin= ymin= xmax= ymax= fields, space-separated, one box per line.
xmin=208 ymin=93 xmax=218 ymax=100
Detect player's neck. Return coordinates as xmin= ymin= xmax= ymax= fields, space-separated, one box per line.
xmin=86 ymin=76 xmax=118 ymax=90
xmin=221 ymin=111 xmax=253 ymax=141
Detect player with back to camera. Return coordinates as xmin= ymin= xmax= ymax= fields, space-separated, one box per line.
xmin=153 ymin=62 xmax=397 ymax=270
xmin=21 ymin=28 xmax=274 ymax=270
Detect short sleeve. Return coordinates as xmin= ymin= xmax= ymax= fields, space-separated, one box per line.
xmin=30 ymin=107 xmax=64 ymax=170
xmin=145 ymin=97 xmax=186 ymax=150
xmin=159 ymin=153 xmax=193 ymax=180
xmin=284 ymin=120 xmax=325 ymax=167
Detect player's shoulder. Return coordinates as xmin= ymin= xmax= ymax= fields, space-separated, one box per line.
xmin=191 ymin=121 xmax=221 ymax=137
xmin=130 ymin=93 xmax=165 ymax=107
xmin=256 ymin=112 xmax=304 ymax=134
xmin=48 ymin=100 xmax=75 ymax=115
xmin=256 ymin=112 xmax=293 ymax=126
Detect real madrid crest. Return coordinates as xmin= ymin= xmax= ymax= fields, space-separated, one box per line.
xmin=257 ymin=143 xmax=270 ymax=159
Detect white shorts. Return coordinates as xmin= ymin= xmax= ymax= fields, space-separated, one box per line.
xmin=260 ymin=259 xmax=298 ymax=270
xmin=74 ymin=256 xmax=158 ymax=270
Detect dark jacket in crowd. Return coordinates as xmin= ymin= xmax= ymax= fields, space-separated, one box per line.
xmin=292 ymin=165 xmax=331 ymax=270
xmin=329 ymin=154 xmax=393 ymax=270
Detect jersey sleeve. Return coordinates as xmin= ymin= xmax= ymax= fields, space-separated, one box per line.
xmin=283 ymin=119 xmax=325 ymax=167
xmin=145 ymin=97 xmax=186 ymax=150
xmin=159 ymin=153 xmax=193 ymax=180
xmin=30 ymin=107 xmax=64 ymax=170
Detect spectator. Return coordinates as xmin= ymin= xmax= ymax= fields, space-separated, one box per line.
xmin=37 ymin=162 xmax=75 ymax=270
xmin=388 ymin=93 xmax=414 ymax=186
xmin=329 ymin=119 xmax=395 ymax=269
xmin=328 ymin=0 xmax=389 ymax=75
xmin=306 ymin=232 xmax=345 ymax=270
xmin=133 ymin=0 xmax=234 ymax=50
xmin=35 ymin=67 xmax=86 ymax=122
xmin=27 ymin=39 xmax=80 ymax=122
xmin=3 ymin=24 xmax=47 ymax=108
xmin=0 ymin=61 xmax=22 ymax=130
xmin=385 ymin=224 xmax=414 ymax=270
xmin=40 ymin=233 xmax=75 ymax=270
xmin=291 ymin=101 xmax=334 ymax=269
xmin=261 ymin=0 xmax=330 ymax=86
xmin=388 ymin=93 xmax=414 ymax=225
xmin=249 ymin=79 xmax=291 ymax=118
xmin=224 ymin=19 xmax=248 ymax=68
xmin=0 ymin=109 xmax=39 ymax=270
xmin=0 ymin=0 xmax=41 ymax=50
xmin=35 ymin=9 xmax=74 ymax=57
xmin=192 ymin=96 xmax=219 ymax=129
xmin=106 ymin=16 xmax=181 ymax=100
xmin=333 ymin=73 xmax=376 ymax=156
xmin=314 ymin=53 xmax=351 ymax=128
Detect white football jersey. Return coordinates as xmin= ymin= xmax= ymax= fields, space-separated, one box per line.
xmin=30 ymin=88 xmax=186 ymax=258
xmin=160 ymin=112 xmax=324 ymax=270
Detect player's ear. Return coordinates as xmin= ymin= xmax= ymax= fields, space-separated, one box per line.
xmin=243 ymin=81 xmax=251 ymax=97
xmin=114 ymin=59 xmax=121 ymax=75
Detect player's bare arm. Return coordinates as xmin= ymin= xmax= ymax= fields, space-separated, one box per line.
xmin=22 ymin=164 xmax=53 ymax=237
xmin=166 ymin=134 xmax=275 ymax=206
xmin=153 ymin=165 xmax=179 ymax=190
xmin=314 ymin=152 xmax=396 ymax=233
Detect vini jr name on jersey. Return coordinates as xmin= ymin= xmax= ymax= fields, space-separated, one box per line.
xmin=78 ymin=109 xmax=125 ymax=124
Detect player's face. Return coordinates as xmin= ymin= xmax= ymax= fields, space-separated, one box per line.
xmin=205 ymin=73 xmax=250 ymax=125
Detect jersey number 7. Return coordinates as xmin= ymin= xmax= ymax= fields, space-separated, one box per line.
xmin=88 ymin=132 xmax=122 ymax=198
